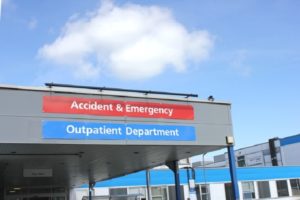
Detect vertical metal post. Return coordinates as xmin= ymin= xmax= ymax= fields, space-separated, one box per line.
xmin=174 ymin=161 xmax=181 ymax=200
xmin=146 ymin=169 xmax=152 ymax=200
xmin=185 ymin=167 xmax=197 ymax=200
xmin=227 ymin=145 xmax=240 ymax=200
xmin=88 ymin=182 xmax=94 ymax=200
xmin=166 ymin=160 xmax=182 ymax=200
xmin=89 ymin=186 xmax=92 ymax=200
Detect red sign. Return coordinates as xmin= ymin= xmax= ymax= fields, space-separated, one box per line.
xmin=43 ymin=96 xmax=194 ymax=120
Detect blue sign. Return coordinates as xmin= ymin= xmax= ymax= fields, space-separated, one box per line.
xmin=42 ymin=121 xmax=196 ymax=141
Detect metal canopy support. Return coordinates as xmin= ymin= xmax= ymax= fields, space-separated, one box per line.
xmin=227 ymin=145 xmax=240 ymax=200
xmin=88 ymin=186 xmax=92 ymax=200
xmin=88 ymin=182 xmax=95 ymax=200
xmin=166 ymin=161 xmax=182 ymax=200
xmin=184 ymin=167 xmax=197 ymax=200
xmin=146 ymin=169 xmax=152 ymax=200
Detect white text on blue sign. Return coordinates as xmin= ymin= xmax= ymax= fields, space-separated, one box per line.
xmin=43 ymin=121 xmax=196 ymax=141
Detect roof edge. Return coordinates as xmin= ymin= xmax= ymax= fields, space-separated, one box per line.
xmin=0 ymin=84 xmax=231 ymax=105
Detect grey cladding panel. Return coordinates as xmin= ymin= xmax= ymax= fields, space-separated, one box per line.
xmin=0 ymin=89 xmax=233 ymax=146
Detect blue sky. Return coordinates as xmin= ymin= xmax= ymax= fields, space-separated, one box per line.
xmin=0 ymin=0 xmax=300 ymax=150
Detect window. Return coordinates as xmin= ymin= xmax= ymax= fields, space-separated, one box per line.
xmin=237 ymin=156 xmax=246 ymax=167
xmin=257 ymin=181 xmax=271 ymax=198
xmin=128 ymin=187 xmax=146 ymax=199
xmin=52 ymin=187 xmax=65 ymax=193
xmin=276 ymin=180 xmax=289 ymax=197
xmin=109 ymin=188 xmax=128 ymax=200
xmin=52 ymin=198 xmax=65 ymax=200
xmin=168 ymin=185 xmax=184 ymax=200
xmin=199 ymin=184 xmax=210 ymax=200
xmin=242 ymin=182 xmax=255 ymax=199
xmin=290 ymin=179 xmax=300 ymax=196
xmin=195 ymin=184 xmax=210 ymax=200
xmin=151 ymin=186 xmax=168 ymax=200
xmin=224 ymin=183 xmax=234 ymax=200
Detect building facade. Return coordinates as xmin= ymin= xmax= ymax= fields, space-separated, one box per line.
xmin=71 ymin=166 xmax=300 ymax=200
xmin=207 ymin=134 xmax=300 ymax=168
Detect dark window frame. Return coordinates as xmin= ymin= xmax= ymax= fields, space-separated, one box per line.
xmin=257 ymin=181 xmax=271 ymax=199
xmin=276 ymin=180 xmax=289 ymax=197
xmin=241 ymin=181 xmax=255 ymax=199
xmin=290 ymin=179 xmax=300 ymax=196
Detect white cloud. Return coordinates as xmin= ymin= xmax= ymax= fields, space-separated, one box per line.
xmin=38 ymin=1 xmax=213 ymax=80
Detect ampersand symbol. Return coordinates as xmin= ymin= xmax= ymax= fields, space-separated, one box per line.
xmin=116 ymin=104 xmax=123 ymax=112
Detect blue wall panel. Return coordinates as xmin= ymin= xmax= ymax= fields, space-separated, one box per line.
xmin=81 ymin=166 xmax=300 ymax=188
xmin=280 ymin=134 xmax=300 ymax=146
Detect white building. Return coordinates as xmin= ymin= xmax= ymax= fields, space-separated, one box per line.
xmin=71 ymin=166 xmax=300 ymax=200
xmin=206 ymin=134 xmax=300 ymax=168
xmin=68 ymin=134 xmax=300 ymax=200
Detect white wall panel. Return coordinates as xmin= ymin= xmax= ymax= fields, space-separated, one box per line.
xmin=210 ymin=183 xmax=226 ymax=200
